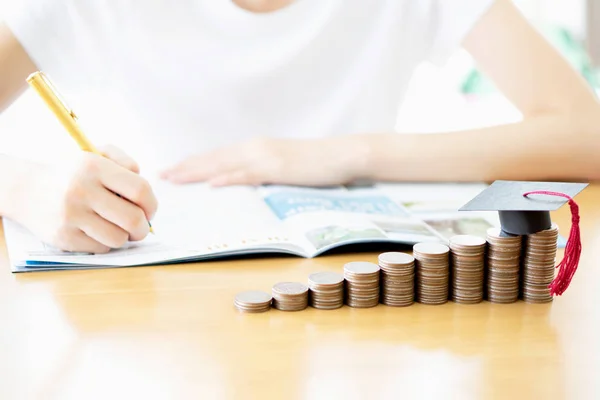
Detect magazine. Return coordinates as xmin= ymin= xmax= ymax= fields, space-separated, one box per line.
xmin=3 ymin=181 xmax=501 ymax=272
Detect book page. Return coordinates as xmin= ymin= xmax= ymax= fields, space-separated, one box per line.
xmin=375 ymin=183 xmax=497 ymax=240
xmin=149 ymin=181 xmax=296 ymax=252
xmin=258 ymin=185 xmax=443 ymax=256
xmin=5 ymin=181 xmax=306 ymax=270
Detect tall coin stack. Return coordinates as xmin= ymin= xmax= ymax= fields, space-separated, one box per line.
xmin=343 ymin=262 xmax=380 ymax=308
xmin=378 ymin=252 xmax=415 ymax=307
xmin=272 ymin=282 xmax=309 ymax=311
xmin=308 ymin=272 xmax=344 ymax=310
xmin=449 ymin=235 xmax=486 ymax=304
xmin=413 ymin=243 xmax=450 ymax=305
xmin=486 ymin=228 xmax=521 ymax=303
xmin=522 ymin=223 xmax=559 ymax=303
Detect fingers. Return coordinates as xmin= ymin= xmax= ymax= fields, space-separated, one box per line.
xmin=79 ymin=211 xmax=131 ymax=248
xmin=208 ymin=170 xmax=259 ymax=187
xmin=100 ymin=145 xmax=140 ymax=173
xmin=160 ymin=149 xmax=240 ymax=184
xmin=95 ymin=156 xmax=158 ymax=220
xmin=54 ymin=227 xmax=111 ymax=254
xmin=91 ymin=189 xmax=150 ymax=241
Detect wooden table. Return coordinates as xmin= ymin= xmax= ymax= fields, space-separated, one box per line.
xmin=1 ymin=187 xmax=599 ymax=400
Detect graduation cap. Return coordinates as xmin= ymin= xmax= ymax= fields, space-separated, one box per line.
xmin=460 ymin=180 xmax=589 ymax=296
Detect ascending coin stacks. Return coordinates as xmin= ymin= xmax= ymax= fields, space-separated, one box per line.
xmin=234 ymin=230 xmax=561 ymax=313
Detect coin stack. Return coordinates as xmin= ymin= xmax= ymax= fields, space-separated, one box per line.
xmin=413 ymin=242 xmax=450 ymax=305
xmin=378 ymin=252 xmax=415 ymax=307
xmin=343 ymin=261 xmax=380 ymax=308
xmin=234 ymin=290 xmax=272 ymax=313
xmin=308 ymin=272 xmax=344 ymax=310
xmin=449 ymin=235 xmax=486 ymax=304
xmin=272 ymin=282 xmax=309 ymax=311
xmin=486 ymin=228 xmax=522 ymax=303
xmin=522 ymin=223 xmax=558 ymax=303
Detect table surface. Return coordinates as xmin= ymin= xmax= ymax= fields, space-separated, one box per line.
xmin=1 ymin=186 xmax=599 ymax=400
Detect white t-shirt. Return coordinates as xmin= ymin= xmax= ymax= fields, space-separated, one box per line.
xmin=4 ymin=0 xmax=493 ymax=171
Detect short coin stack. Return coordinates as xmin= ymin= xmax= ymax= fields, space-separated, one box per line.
xmin=343 ymin=261 xmax=380 ymax=308
xmin=486 ymin=228 xmax=522 ymax=303
xmin=234 ymin=291 xmax=272 ymax=313
xmin=272 ymin=282 xmax=309 ymax=311
xmin=413 ymin=243 xmax=450 ymax=305
xmin=308 ymin=272 xmax=345 ymax=310
xmin=378 ymin=252 xmax=415 ymax=307
xmin=449 ymin=235 xmax=486 ymax=304
xmin=522 ymin=223 xmax=559 ymax=303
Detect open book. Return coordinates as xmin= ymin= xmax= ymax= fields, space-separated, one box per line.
xmin=3 ymin=181 xmax=504 ymax=272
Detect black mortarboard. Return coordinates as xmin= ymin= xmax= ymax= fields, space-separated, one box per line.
xmin=459 ymin=180 xmax=588 ymax=236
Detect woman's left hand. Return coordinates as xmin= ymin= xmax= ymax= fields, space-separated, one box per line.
xmin=160 ymin=136 xmax=369 ymax=187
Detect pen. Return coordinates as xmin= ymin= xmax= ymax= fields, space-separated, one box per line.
xmin=26 ymin=71 xmax=154 ymax=234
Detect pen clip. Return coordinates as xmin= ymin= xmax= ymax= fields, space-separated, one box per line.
xmin=38 ymin=72 xmax=78 ymax=121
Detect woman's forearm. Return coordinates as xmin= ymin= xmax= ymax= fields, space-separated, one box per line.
xmin=357 ymin=111 xmax=600 ymax=183
xmin=0 ymin=154 xmax=38 ymax=219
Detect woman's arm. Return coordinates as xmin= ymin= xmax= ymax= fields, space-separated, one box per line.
xmin=0 ymin=23 xmax=158 ymax=253
xmin=0 ymin=22 xmax=35 ymax=113
xmin=360 ymin=0 xmax=600 ymax=182
xmin=162 ymin=0 xmax=600 ymax=186
xmin=0 ymin=22 xmax=39 ymax=216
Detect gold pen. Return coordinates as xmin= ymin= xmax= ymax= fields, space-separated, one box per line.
xmin=26 ymin=71 xmax=154 ymax=233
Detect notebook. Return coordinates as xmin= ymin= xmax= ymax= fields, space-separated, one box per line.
xmin=3 ymin=181 xmax=513 ymax=272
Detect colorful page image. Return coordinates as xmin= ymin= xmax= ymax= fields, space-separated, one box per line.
xmin=423 ymin=216 xmax=494 ymax=240
xmin=260 ymin=186 xmax=440 ymax=253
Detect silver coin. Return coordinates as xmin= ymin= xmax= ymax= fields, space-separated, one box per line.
xmin=343 ymin=261 xmax=380 ymax=275
xmin=378 ymin=252 xmax=415 ymax=265
xmin=234 ymin=290 xmax=272 ymax=305
xmin=450 ymin=234 xmax=486 ymax=247
xmin=272 ymin=282 xmax=309 ymax=295
xmin=413 ymin=242 xmax=450 ymax=256
xmin=308 ymin=271 xmax=344 ymax=286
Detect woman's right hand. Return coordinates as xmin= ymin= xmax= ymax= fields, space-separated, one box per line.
xmin=12 ymin=145 xmax=158 ymax=254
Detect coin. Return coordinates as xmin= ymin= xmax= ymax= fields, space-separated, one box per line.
xmin=344 ymin=261 xmax=380 ymax=275
xmin=309 ymin=271 xmax=344 ymax=286
xmin=234 ymin=290 xmax=272 ymax=313
xmin=272 ymin=282 xmax=309 ymax=311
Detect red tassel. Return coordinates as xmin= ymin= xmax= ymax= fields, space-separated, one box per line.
xmin=523 ymin=190 xmax=581 ymax=296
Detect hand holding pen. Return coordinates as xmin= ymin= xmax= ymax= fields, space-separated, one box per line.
xmin=10 ymin=72 xmax=158 ymax=253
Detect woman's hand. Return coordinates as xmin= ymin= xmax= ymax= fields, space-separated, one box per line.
xmin=11 ymin=145 xmax=158 ymax=254
xmin=160 ymin=136 xmax=370 ymax=187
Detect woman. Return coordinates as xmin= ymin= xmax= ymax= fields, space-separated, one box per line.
xmin=0 ymin=0 xmax=599 ymax=253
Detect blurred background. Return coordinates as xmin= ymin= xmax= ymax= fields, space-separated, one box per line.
xmin=0 ymin=0 xmax=598 ymax=161
xmin=395 ymin=0 xmax=598 ymax=133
